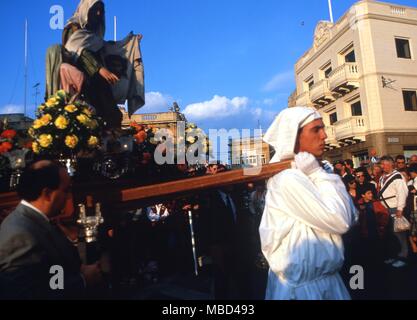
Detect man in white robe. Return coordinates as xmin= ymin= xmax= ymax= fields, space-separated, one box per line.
xmin=259 ymin=106 xmax=358 ymax=300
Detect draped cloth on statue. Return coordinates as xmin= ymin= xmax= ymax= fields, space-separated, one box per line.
xmin=104 ymin=33 xmax=145 ymax=116
xmin=64 ymin=0 xmax=145 ymax=116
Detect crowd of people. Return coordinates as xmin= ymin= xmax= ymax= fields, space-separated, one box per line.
xmin=333 ymin=155 xmax=417 ymax=270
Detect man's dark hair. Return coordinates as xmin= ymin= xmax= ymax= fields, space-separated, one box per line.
xmin=380 ymin=155 xmax=394 ymax=163
xmin=17 ymin=161 xmax=63 ymax=201
xmin=409 ymin=163 xmax=417 ymax=174
xmin=395 ymin=155 xmax=406 ymax=161
xmin=359 ymin=184 xmax=375 ymax=196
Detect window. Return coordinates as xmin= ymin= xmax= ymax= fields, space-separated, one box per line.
xmin=304 ymin=75 xmax=314 ymax=91
xmin=396 ymin=38 xmax=411 ymax=59
xmin=329 ymin=112 xmax=338 ymax=125
xmin=403 ymin=90 xmax=417 ymax=111
xmin=351 ymin=101 xmax=363 ymax=116
xmin=345 ymin=50 xmax=356 ymax=63
xmin=324 ymin=67 xmax=333 ymax=78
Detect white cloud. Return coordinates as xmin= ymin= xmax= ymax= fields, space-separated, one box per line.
xmin=184 ymin=95 xmax=249 ymax=120
xmin=263 ymin=98 xmax=275 ymax=106
xmin=263 ymin=70 xmax=294 ymax=92
xmin=138 ymin=92 xmax=174 ymax=113
xmin=0 ymin=104 xmax=23 ymax=114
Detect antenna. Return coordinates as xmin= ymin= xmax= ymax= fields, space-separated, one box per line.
xmin=328 ymin=0 xmax=334 ymax=23
xmin=24 ymin=19 xmax=28 ymax=116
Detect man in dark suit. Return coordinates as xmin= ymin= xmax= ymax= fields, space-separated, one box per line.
xmin=0 ymin=160 xmax=103 ymax=299
xmin=200 ymin=181 xmax=240 ymax=300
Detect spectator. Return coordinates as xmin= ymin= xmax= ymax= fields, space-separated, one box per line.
xmin=344 ymin=159 xmax=355 ymax=175
xmin=345 ymin=175 xmax=359 ymax=206
xmin=355 ymin=167 xmax=377 ymax=199
xmin=334 ymin=160 xmax=354 ymax=187
xmin=408 ymin=164 xmax=417 ymax=253
xmin=409 ymin=154 xmax=417 ymax=165
xmin=371 ymin=163 xmax=383 ymax=189
xmin=379 ymin=156 xmax=409 ymax=268
xmin=395 ymin=155 xmax=407 ymax=171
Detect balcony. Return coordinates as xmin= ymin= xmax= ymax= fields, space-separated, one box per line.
xmin=295 ymin=91 xmax=311 ymax=106
xmin=334 ymin=116 xmax=367 ymax=141
xmin=310 ymin=80 xmax=335 ymax=107
xmin=329 ymin=63 xmax=360 ymax=95
xmin=325 ymin=125 xmax=336 ymax=142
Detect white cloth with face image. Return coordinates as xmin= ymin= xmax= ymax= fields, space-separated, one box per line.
xmin=260 ymin=106 xmax=358 ymax=300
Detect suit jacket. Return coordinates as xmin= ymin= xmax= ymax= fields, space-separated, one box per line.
xmin=0 ymin=204 xmax=84 ymax=299
xmin=200 ymin=190 xmax=238 ymax=249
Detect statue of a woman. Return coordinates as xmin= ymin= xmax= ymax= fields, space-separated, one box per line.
xmin=62 ymin=0 xmax=145 ymax=130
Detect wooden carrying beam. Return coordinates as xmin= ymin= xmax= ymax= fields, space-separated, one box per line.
xmin=0 ymin=161 xmax=292 ymax=212
xmin=120 ymin=161 xmax=292 ymax=206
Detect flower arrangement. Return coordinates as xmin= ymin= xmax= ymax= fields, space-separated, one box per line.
xmin=129 ymin=122 xmax=164 ymax=165
xmin=28 ymin=90 xmax=103 ymax=157
xmin=129 ymin=121 xmax=210 ymax=167
xmin=0 ymin=128 xmax=17 ymax=155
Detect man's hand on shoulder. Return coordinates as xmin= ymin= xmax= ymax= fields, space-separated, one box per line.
xmin=294 ymin=152 xmax=321 ymax=176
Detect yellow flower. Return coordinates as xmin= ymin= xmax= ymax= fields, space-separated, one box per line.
xmin=40 ymin=114 xmax=52 ymax=126
xmin=77 ymin=114 xmax=90 ymax=126
xmin=38 ymin=134 xmax=53 ymax=148
xmin=45 ymin=97 xmax=59 ymax=108
xmin=65 ymin=104 xmax=78 ymax=113
xmin=54 ymin=115 xmax=69 ymax=130
xmin=88 ymin=136 xmax=99 ymax=147
xmin=32 ymin=142 xmax=40 ymax=154
xmin=65 ymin=135 xmax=79 ymax=149
xmin=38 ymin=105 xmax=46 ymax=112
xmin=33 ymin=119 xmax=43 ymax=129
xmin=28 ymin=127 xmax=35 ymax=138
xmin=82 ymin=108 xmax=93 ymax=117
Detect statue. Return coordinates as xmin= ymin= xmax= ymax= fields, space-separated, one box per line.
xmin=46 ymin=0 xmax=145 ymax=130
xmin=173 ymin=102 xmax=181 ymax=113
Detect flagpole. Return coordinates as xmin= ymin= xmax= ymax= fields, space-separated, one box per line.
xmin=114 ymin=16 xmax=117 ymax=41
xmin=328 ymin=0 xmax=334 ymax=23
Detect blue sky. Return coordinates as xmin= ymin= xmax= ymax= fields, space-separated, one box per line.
xmin=0 ymin=0 xmax=416 ymax=133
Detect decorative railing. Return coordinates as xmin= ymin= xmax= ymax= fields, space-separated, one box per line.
xmin=296 ymin=91 xmax=311 ymax=106
xmin=329 ymin=63 xmax=359 ymax=91
xmin=310 ymin=79 xmax=331 ymax=102
xmin=325 ymin=125 xmax=336 ymax=142
xmin=334 ymin=116 xmax=367 ymax=140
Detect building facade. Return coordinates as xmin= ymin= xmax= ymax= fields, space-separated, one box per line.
xmin=294 ymin=0 xmax=417 ymax=166
xmin=120 ymin=107 xmax=187 ymax=141
xmin=229 ymin=136 xmax=272 ymax=168
xmin=0 ymin=114 xmax=33 ymax=131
